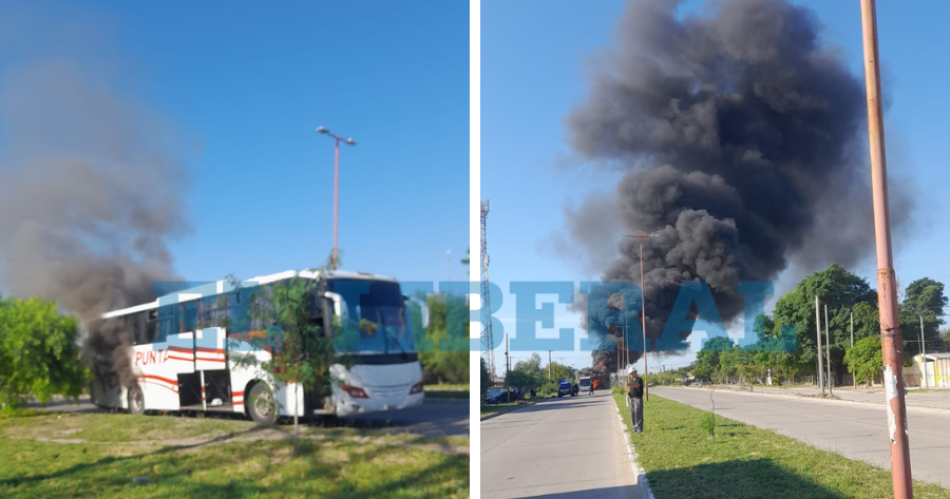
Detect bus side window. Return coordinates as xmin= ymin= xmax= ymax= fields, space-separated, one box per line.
xmin=180 ymin=301 xmax=197 ymax=332
xmin=129 ymin=312 xmax=148 ymax=345
xmin=158 ymin=305 xmax=176 ymax=342
xmin=147 ymin=309 xmax=160 ymax=343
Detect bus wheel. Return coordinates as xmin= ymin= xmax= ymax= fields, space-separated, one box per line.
xmin=128 ymin=385 xmax=146 ymax=416
xmin=247 ymin=383 xmax=277 ymax=425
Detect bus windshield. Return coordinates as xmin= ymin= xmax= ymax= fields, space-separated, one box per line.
xmin=327 ymin=279 xmax=414 ymax=354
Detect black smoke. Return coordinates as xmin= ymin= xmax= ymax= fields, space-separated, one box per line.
xmin=563 ymin=0 xmax=912 ymax=373
xmin=0 ymin=8 xmax=191 ymax=388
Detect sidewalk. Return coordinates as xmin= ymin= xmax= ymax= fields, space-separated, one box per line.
xmin=481 ymin=392 xmax=643 ymax=498
xmin=702 ymin=383 xmax=950 ymax=412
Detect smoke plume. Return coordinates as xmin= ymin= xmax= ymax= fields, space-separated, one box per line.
xmin=0 ymin=14 xmax=190 ymax=388
xmin=563 ymin=0 xmax=912 ymax=374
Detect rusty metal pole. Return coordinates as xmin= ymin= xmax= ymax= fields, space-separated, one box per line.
xmin=816 ymin=295 xmax=825 ymax=395
xmin=825 ymin=304 xmax=833 ymax=397
xmin=860 ymin=1 xmax=913 ymax=496
xmin=639 ymin=237 xmax=648 ymax=401
xmin=624 ymin=234 xmax=651 ymax=400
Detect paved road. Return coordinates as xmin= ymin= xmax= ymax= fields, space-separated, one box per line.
xmin=30 ymin=396 xmax=469 ymax=438
xmin=481 ymin=392 xmax=641 ymax=499
xmin=654 ymin=386 xmax=950 ymax=488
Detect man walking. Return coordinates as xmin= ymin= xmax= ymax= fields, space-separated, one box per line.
xmin=627 ymin=367 xmax=644 ymax=432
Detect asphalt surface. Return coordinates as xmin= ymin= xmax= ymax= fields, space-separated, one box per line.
xmin=654 ymin=386 xmax=950 ymax=489
xmin=30 ymin=396 xmax=469 ymax=438
xmin=481 ymin=392 xmax=641 ymax=499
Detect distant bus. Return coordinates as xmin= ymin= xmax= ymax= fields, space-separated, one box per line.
xmin=89 ymin=269 xmax=426 ymax=423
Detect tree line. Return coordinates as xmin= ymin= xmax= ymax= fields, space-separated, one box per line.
xmin=692 ymin=264 xmax=947 ymax=386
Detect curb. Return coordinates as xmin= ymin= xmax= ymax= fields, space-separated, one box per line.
xmin=677 ymin=386 xmax=950 ymax=416
xmin=612 ymin=396 xmax=655 ymax=499
xmin=479 ymin=399 xmax=542 ymax=421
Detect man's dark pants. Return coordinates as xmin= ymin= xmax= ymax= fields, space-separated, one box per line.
xmin=630 ymin=397 xmax=644 ymax=432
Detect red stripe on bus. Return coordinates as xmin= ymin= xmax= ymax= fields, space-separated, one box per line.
xmin=234 ymin=401 xmax=243 ymax=405
xmin=233 ymin=391 xmax=244 ymax=396
xmin=168 ymin=355 xmax=192 ymax=362
xmin=195 ymin=347 xmax=225 ymax=353
xmin=196 ymin=357 xmax=226 ymax=363
xmin=138 ymin=380 xmax=179 ymax=393
xmin=168 ymin=346 xmax=192 ymax=353
xmin=137 ymin=374 xmax=178 ymax=385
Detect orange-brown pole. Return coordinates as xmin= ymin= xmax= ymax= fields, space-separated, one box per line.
xmin=640 ymin=237 xmax=648 ymax=401
xmin=859 ymin=1 xmax=913 ymax=497
xmin=625 ymin=234 xmax=651 ymax=400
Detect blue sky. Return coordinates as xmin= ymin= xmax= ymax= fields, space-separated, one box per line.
xmin=482 ymin=0 xmax=950 ymax=374
xmin=0 ymin=0 xmax=469 ymax=290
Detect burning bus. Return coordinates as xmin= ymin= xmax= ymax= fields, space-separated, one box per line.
xmin=89 ymin=269 xmax=427 ymax=423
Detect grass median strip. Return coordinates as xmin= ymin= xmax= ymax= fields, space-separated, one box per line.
xmin=0 ymin=412 xmax=469 ymax=498
xmin=480 ymin=400 xmax=537 ymax=420
xmin=611 ymin=388 xmax=950 ymax=499
xmin=425 ymin=383 xmax=470 ymax=400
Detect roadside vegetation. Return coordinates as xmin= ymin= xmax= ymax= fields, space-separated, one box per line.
xmin=611 ymin=388 xmax=950 ymax=498
xmin=480 ymin=400 xmax=535 ymax=420
xmin=690 ymin=265 xmax=948 ymax=388
xmin=425 ymin=383 xmax=469 ymax=400
xmin=0 ymin=296 xmax=88 ymax=410
xmin=0 ymin=411 xmax=469 ymax=498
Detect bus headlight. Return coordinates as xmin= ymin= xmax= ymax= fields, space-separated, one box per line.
xmin=341 ymin=384 xmax=369 ymax=399
xmin=409 ymin=382 xmax=424 ymax=395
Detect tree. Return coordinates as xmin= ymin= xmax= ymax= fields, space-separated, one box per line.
xmin=411 ymin=293 xmax=469 ymax=385
xmin=771 ymin=263 xmax=877 ymax=379
xmin=694 ymin=336 xmax=734 ymax=379
xmin=900 ymin=278 xmax=947 ymax=355
xmin=507 ymin=369 xmax=541 ymax=391
xmin=228 ymin=256 xmax=344 ymax=457
xmin=514 ymin=353 xmax=542 ymax=376
xmin=0 ymin=297 xmax=88 ymax=409
xmin=845 ymin=336 xmax=883 ymax=386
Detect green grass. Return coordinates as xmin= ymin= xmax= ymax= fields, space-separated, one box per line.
xmin=425 ymin=384 xmax=470 ymax=400
xmin=611 ymin=388 xmax=950 ymax=499
xmin=479 ymin=400 xmax=535 ymax=419
xmin=0 ymin=412 xmax=469 ymax=498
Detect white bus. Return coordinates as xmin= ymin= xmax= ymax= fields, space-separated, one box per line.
xmin=89 ymin=269 xmax=427 ymax=423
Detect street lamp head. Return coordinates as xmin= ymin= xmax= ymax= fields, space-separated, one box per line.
xmin=344 ymin=138 xmax=357 ymax=146
xmin=316 ymin=126 xmax=329 ymax=134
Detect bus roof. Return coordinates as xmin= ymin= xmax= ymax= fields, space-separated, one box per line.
xmin=101 ymin=269 xmax=398 ymax=319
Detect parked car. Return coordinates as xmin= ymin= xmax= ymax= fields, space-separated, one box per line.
xmin=485 ymin=388 xmax=508 ymax=404
xmin=557 ymin=380 xmax=572 ymax=398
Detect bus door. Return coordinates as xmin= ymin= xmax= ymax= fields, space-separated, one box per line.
xmin=194 ymin=327 xmax=231 ymax=410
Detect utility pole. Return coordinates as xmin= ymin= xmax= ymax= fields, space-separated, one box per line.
xmin=505 ymin=334 xmax=510 ymax=403
xmin=852 ymin=310 xmax=856 ymax=388
xmin=816 ymin=295 xmax=825 ymax=395
xmin=548 ymin=350 xmax=552 ymax=380
xmin=625 ymin=234 xmax=653 ymax=401
xmin=860 ymin=0 xmax=913 ymax=495
xmin=623 ymin=313 xmax=630 ymax=375
xmin=316 ymin=126 xmax=356 ymax=269
xmin=825 ymin=304 xmax=833 ymax=397
xmin=480 ymin=200 xmax=495 ymax=383
xmin=920 ymin=315 xmax=927 ymax=389
xmin=446 ymin=250 xmax=452 ymax=284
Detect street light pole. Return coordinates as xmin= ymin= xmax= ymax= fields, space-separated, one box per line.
xmin=859 ymin=1 xmax=913 ymax=496
xmin=316 ymin=126 xmax=357 ymax=270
